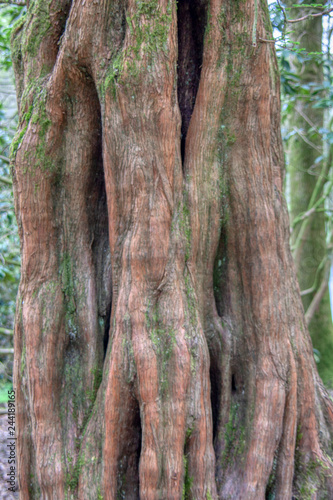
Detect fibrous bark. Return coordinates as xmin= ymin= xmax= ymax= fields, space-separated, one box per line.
xmin=11 ymin=0 xmax=333 ymax=499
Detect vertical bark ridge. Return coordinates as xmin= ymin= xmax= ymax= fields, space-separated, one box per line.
xmin=212 ymin=1 xmax=333 ymax=498
xmin=13 ymin=94 xmax=66 ymax=498
xmin=80 ymin=0 xmax=218 ymax=497
xmin=178 ymin=0 xmax=234 ymax=488
xmin=12 ymin=1 xmax=112 ymax=497
xmin=274 ymin=343 xmax=297 ymax=499
xmin=11 ymin=0 xmax=72 ymax=110
xmin=55 ymin=73 xmax=107 ymax=497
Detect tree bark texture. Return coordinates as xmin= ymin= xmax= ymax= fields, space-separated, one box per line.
xmin=10 ymin=0 xmax=333 ymax=499
xmin=286 ymin=0 xmax=333 ymax=389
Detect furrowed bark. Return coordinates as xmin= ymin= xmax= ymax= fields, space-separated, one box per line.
xmin=12 ymin=1 xmax=110 ymax=497
xmin=213 ymin=2 xmax=333 ymax=498
xmin=11 ymin=0 xmax=333 ymax=499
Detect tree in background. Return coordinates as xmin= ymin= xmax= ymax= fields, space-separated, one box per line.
xmin=8 ymin=0 xmax=333 ymax=498
xmin=279 ymin=0 xmax=333 ymax=388
xmin=0 ymin=3 xmax=23 ymax=403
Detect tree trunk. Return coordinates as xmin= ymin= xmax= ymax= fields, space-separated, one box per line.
xmin=286 ymin=0 xmax=333 ymax=389
xmin=11 ymin=1 xmax=333 ymax=499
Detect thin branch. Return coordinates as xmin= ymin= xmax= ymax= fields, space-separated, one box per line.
xmin=259 ymin=38 xmax=276 ymax=43
xmin=292 ymin=206 xmax=316 ymax=226
xmin=277 ymin=1 xmax=333 ymax=31
xmin=300 ymin=285 xmax=315 ymax=297
xmin=305 ymin=259 xmax=331 ymax=326
xmin=288 ymin=7 xmax=333 ymax=24
xmin=300 ymin=255 xmax=327 ymax=296
xmin=5 ymin=258 xmax=20 ymax=267
xmin=293 ymin=208 xmax=333 ymax=230
xmin=277 ymin=0 xmax=288 ymax=25
xmin=0 ymin=155 xmax=10 ymax=164
xmin=314 ymin=208 xmax=333 ymax=214
xmin=295 ymin=129 xmax=322 ymax=154
xmin=0 ymin=327 xmax=13 ymax=335
xmin=0 ymin=348 xmax=14 ymax=354
xmin=292 ymin=168 xmax=333 ymax=269
xmin=0 ymin=231 xmax=16 ymax=243
xmin=295 ymin=106 xmax=322 ymax=137
xmin=0 ymin=175 xmax=12 ymax=186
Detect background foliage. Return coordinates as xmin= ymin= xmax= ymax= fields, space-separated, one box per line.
xmin=0 ymin=3 xmax=25 ymax=404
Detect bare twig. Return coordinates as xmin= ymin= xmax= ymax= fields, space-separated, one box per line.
xmin=293 ymin=207 xmax=333 ymax=229
xmin=277 ymin=0 xmax=288 ymax=24
xmin=0 ymin=175 xmax=12 ymax=186
xmin=301 ymin=286 xmax=315 ymax=297
xmin=5 ymin=259 xmax=20 ymax=267
xmin=0 ymin=327 xmax=13 ymax=335
xmin=295 ymin=106 xmax=322 ymax=137
xmin=0 ymin=155 xmax=10 ymax=164
xmin=300 ymin=255 xmax=327 ymax=296
xmin=277 ymin=1 xmax=333 ymax=27
xmin=293 ymin=206 xmax=316 ymax=226
xmin=259 ymin=38 xmax=276 ymax=43
xmin=288 ymin=7 xmax=333 ymax=24
xmin=292 ymin=171 xmax=333 ymax=269
xmin=295 ymin=129 xmax=323 ymax=154
xmin=305 ymin=259 xmax=331 ymax=326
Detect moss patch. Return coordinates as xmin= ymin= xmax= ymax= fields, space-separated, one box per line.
xmin=103 ymin=0 xmax=172 ymax=96
xmin=146 ymin=302 xmax=176 ymax=396
xmin=65 ymin=453 xmax=84 ymax=493
xmin=24 ymin=0 xmax=52 ymax=58
xmin=182 ymin=453 xmax=193 ymax=500
xmin=220 ymin=402 xmax=245 ymax=468
xmin=60 ymin=253 xmax=77 ymax=340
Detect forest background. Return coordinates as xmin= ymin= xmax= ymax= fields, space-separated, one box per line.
xmin=0 ymin=0 xmax=333 ymax=407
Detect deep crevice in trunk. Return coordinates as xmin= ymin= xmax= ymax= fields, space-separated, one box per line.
xmin=89 ymin=146 xmax=112 ymax=363
xmin=80 ymin=80 xmax=112 ymax=365
xmin=213 ymin=228 xmax=228 ymax=318
xmin=177 ymin=0 xmax=207 ymax=164
xmin=116 ymin=398 xmax=141 ymax=499
xmin=103 ymin=302 xmax=112 ymax=359
xmin=231 ymin=374 xmax=237 ymax=393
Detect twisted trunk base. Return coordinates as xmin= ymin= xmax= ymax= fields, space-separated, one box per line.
xmin=11 ymin=0 xmax=333 ymax=498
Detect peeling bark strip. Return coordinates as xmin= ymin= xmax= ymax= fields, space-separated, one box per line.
xmin=11 ymin=0 xmax=333 ymax=499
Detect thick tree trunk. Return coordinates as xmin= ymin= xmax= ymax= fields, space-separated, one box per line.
xmin=286 ymin=0 xmax=333 ymax=389
xmin=11 ymin=0 xmax=333 ymax=499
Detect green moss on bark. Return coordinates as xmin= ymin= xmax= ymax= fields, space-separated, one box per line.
xmin=103 ymin=0 xmax=172 ymax=97
xmin=24 ymin=0 xmax=52 ymax=57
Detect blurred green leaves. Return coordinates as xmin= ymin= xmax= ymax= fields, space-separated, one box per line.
xmin=0 ymin=3 xmax=24 ymax=393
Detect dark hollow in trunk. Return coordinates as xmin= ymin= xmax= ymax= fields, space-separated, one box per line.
xmin=177 ymin=0 xmax=207 ymax=163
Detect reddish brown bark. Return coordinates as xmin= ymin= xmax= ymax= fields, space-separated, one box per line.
xmin=11 ymin=0 xmax=333 ymax=499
